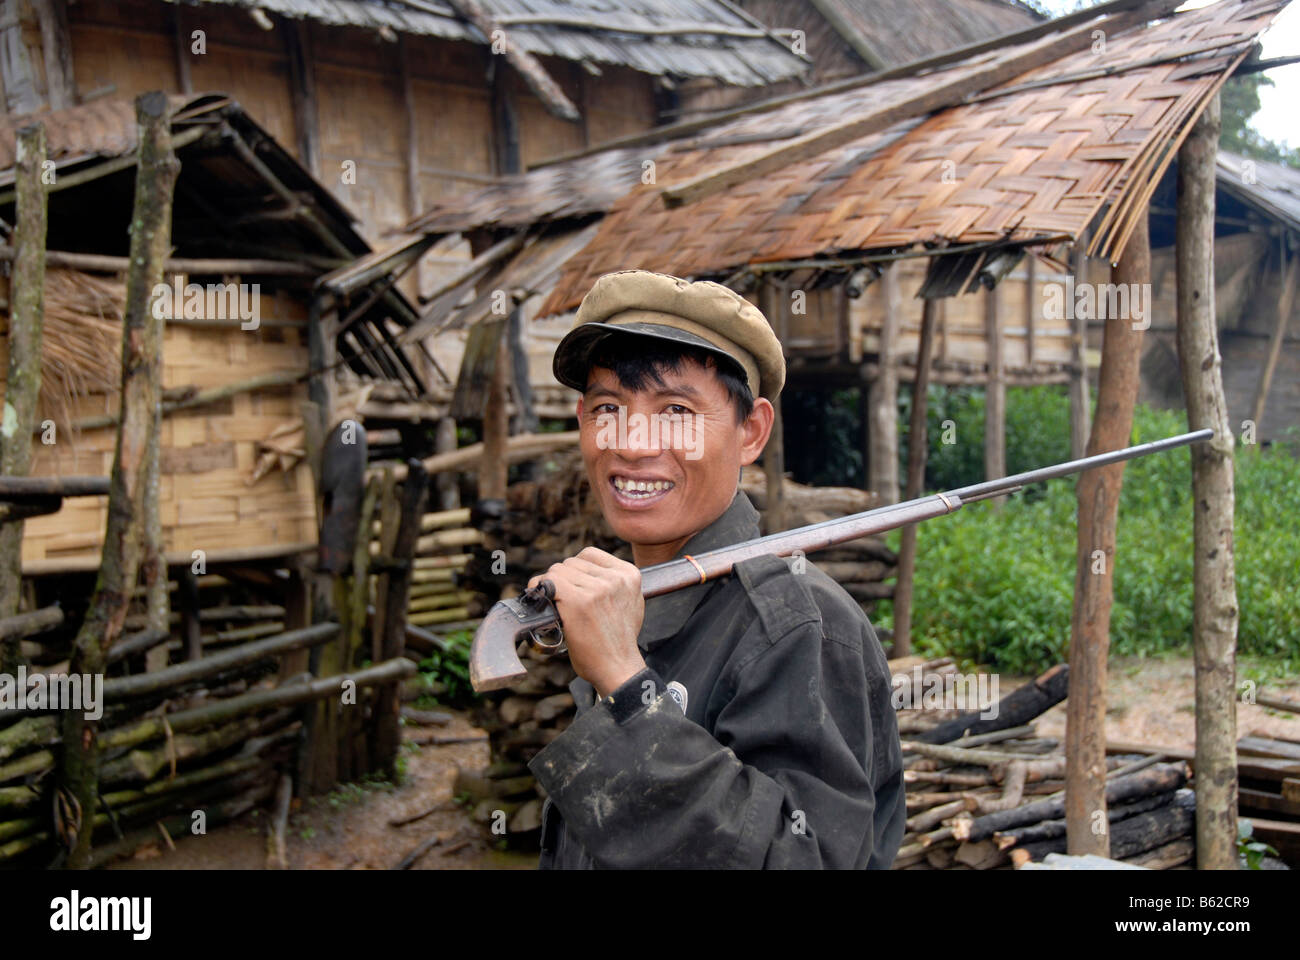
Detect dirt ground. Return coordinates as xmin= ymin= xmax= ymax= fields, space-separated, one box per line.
xmin=106 ymin=710 xmax=537 ymax=871
xmin=106 ymin=653 xmax=1298 ymax=870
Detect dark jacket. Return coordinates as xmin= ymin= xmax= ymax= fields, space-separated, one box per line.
xmin=529 ymin=492 xmax=906 ymax=869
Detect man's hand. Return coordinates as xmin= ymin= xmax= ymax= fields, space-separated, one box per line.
xmin=528 ymin=547 xmax=646 ymax=699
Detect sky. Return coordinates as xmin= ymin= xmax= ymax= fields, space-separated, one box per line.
xmin=1036 ymin=0 xmax=1299 ymax=150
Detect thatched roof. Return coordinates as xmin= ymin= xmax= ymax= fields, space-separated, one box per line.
xmin=1217 ymin=150 xmax=1300 ymax=236
xmin=166 ymin=0 xmax=808 ymax=86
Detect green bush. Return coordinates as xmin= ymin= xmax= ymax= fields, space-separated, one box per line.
xmin=416 ymin=628 xmax=475 ymax=704
xmin=876 ymin=390 xmax=1300 ymax=673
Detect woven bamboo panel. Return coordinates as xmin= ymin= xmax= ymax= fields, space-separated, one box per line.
xmin=16 ymin=322 xmax=316 ymax=568
xmin=544 ymin=0 xmax=1285 ymax=313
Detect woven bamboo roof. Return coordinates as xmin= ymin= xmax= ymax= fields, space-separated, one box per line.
xmin=538 ymin=0 xmax=1287 ymax=314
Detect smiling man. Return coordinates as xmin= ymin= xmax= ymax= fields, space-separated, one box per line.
xmin=526 ymin=270 xmax=905 ymax=869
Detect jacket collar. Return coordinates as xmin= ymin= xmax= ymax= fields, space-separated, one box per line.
xmin=636 ymin=491 xmax=761 ymax=652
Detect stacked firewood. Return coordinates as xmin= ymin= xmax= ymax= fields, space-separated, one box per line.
xmin=0 ymin=575 xmax=413 ymax=868
xmin=892 ymin=662 xmax=1198 ymax=870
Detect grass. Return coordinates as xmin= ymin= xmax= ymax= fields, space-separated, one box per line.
xmin=873 ymin=388 xmax=1300 ymax=675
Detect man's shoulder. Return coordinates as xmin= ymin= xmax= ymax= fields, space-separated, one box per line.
xmin=730 ymin=553 xmax=873 ymax=650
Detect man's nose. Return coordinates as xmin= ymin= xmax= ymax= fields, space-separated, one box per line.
xmin=618 ymin=406 xmax=664 ymax=458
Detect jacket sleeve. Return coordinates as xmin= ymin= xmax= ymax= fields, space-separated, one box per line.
xmin=527 ymin=618 xmax=882 ymax=869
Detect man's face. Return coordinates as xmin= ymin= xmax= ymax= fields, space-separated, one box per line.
xmin=578 ymin=357 xmax=773 ymax=562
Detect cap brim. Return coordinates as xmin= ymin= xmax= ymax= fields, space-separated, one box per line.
xmin=553 ymin=321 xmax=748 ymax=393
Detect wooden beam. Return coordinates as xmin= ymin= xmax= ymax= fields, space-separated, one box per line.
xmin=891 ymin=297 xmax=939 ymax=657
xmin=0 ymin=124 xmax=47 ymax=667
xmin=1175 ymin=93 xmax=1239 ymax=871
xmin=659 ymin=3 xmax=1179 ymax=209
xmin=0 ymin=245 xmax=318 ymax=277
xmin=33 ymin=0 xmax=74 ymax=110
xmin=1064 ymin=207 xmax=1150 ymax=857
xmin=867 ymin=263 xmax=900 ymax=505
xmin=1250 ymin=252 xmax=1298 ymax=433
xmin=438 ymin=0 xmax=580 ymax=122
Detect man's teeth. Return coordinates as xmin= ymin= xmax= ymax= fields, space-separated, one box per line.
xmin=613 ymin=477 xmax=674 ymax=497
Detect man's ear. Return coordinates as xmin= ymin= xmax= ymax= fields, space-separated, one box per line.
xmin=576 ymin=395 xmax=584 ymax=421
xmin=738 ymin=398 xmax=775 ymax=467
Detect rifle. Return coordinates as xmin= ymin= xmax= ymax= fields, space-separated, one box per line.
xmin=468 ymin=428 xmax=1213 ymax=692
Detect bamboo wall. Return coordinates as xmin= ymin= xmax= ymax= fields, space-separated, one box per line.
xmin=64 ymin=1 xmax=656 ymax=244
xmin=3 ymin=289 xmax=316 ymax=571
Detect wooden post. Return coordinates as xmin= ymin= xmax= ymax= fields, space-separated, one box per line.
xmin=1064 ymin=209 xmax=1150 ymax=856
xmin=1070 ymin=234 xmax=1092 ymax=460
xmin=1250 ymin=253 xmax=1298 ymax=433
xmin=867 ymin=263 xmax=900 ymax=505
xmin=891 ymin=297 xmax=939 ymax=657
xmin=0 ymin=1 xmax=40 ymax=115
xmin=434 ymin=417 xmax=460 ymax=510
xmin=284 ymin=19 xmax=321 ymax=178
xmin=480 ymin=330 xmax=509 ymax=502
xmin=373 ymin=462 xmax=429 ymax=776
xmin=1175 ymin=94 xmax=1239 ymax=870
xmin=60 ymin=92 xmax=178 ymax=869
xmin=1025 ymin=255 xmax=1037 ymax=367
xmin=760 ymin=279 xmax=786 ymax=533
xmin=983 ymin=284 xmax=1005 ymax=502
xmin=179 ymin=566 xmax=202 ymax=662
xmin=173 ymin=3 xmax=192 ymax=94
xmin=33 ymin=0 xmax=74 ymax=110
xmin=0 ymin=124 xmax=46 ymax=673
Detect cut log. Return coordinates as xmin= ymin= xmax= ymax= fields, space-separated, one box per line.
xmin=1018 ymin=789 xmax=1195 ymax=862
xmin=916 ymin=664 xmax=1068 ymax=744
xmin=957 ymin=763 xmax=1187 ymax=843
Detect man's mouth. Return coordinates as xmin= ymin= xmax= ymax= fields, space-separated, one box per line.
xmin=610 ymin=475 xmax=676 ymax=503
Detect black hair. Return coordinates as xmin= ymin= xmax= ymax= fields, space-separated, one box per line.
xmin=585 ymin=334 xmax=755 ymax=424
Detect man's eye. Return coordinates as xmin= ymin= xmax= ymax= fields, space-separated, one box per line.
xmin=591 ymin=403 xmax=620 ymax=415
xmin=665 ymin=404 xmax=691 ymax=416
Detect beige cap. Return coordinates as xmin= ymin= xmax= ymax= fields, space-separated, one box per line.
xmin=553 ymin=270 xmax=786 ymax=402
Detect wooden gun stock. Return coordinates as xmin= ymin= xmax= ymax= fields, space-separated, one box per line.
xmin=468 ymin=429 xmax=1212 ymax=692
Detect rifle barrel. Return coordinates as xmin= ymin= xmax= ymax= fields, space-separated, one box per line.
xmin=637 ymin=428 xmax=1213 ymax=599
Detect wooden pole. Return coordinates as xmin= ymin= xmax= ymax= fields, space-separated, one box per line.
xmin=284 ymin=19 xmax=321 ymax=178
xmin=373 ymin=462 xmax=429 ymax=775
xmin=434 ymin=417 xmax=460 ymax=510
xmin=480 ymin=330 xmax=510 ymax=502
xmin=33 ymin=0 xmax=75 ymax=111
xmin=1175 ymin=93 xmax=1239 ymax=870
xmin=891 ymin=297 xmax=940 ymax=657
xmin=0 ymin=123 xmax=47 ymax=674
xmin=983 ymin=284 xmax=1005 ymax=503
xmin=867 ymin=263 xmax=900 ymax=505
xmin=60 ymin=92 xmax=178 ymax=869
xmin=1070 ymin=234 xmax=1092 ymax=460
xmin=1250 ymin=252 xmax=1298 ymax=433
xmin=761 ymin=279 xmax=787 ymax=533
xmin=173 ymin=2 xmax=192 ymax=94
xmin=1026 ymin=255 xmax=1037 ymax=366
xmin=1064 ymin=208 xmax=1150 ymax=856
